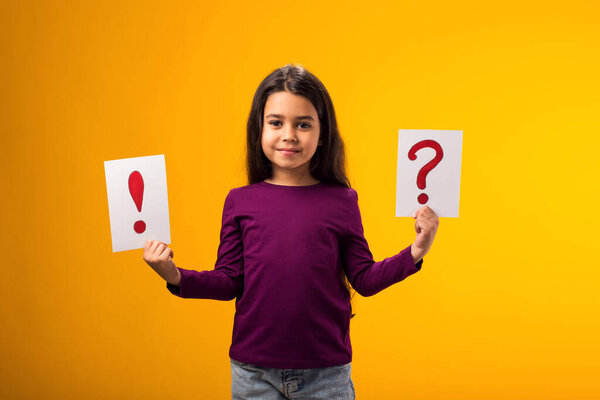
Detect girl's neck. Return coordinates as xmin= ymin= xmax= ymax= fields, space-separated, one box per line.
xmin=264 ymin=173 xmax=319 ymax=187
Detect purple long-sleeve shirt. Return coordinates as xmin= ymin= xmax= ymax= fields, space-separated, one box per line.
xmin=167 ymin=180 xmax=423 ymax=368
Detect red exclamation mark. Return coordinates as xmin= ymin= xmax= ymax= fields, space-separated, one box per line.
xmin=129 ymin=171 xmax=146 ymax=234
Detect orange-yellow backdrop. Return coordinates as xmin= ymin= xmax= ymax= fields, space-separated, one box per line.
xmin=2 ymin=1 xmax=599 ymax=399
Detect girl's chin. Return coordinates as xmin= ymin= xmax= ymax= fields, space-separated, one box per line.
xmin=271 ymin=161 xmax=311 ymax=171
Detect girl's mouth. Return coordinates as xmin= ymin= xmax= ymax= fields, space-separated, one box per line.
xmin=278 ymin=150 xmax=299 ymax=156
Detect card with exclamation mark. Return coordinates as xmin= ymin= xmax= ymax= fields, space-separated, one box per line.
xmin=104 ymin=154 xmax=171 ymax=252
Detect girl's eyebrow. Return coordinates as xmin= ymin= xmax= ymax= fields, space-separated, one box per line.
xmin=265 ymin=113 xmax=315 ymax=121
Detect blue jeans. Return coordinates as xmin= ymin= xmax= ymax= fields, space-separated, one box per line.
xmin=231 ymin=358 xmax=355 ymax=399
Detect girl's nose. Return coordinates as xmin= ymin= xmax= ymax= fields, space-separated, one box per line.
xmin=282 ymin=125 xmax=298 ymax=141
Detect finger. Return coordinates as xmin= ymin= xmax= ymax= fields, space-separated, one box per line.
xmin=417 ymin=217 xmax=434 ymax=234
xmin=418 ymin=207 xmax=438 ymax=223
xmin=146 ymin=240 xmax=156 ymax=254
xmin=425 ymin=206 xmax=438 ymax=217
xmin=149 ymin=240 xmax=162 ymax=255
xmin=415 ymin=206 xmax=428 ymax=218
xmin=421 ymin=211 xmax=439 ymax=227
xmin=420 ymin=222 xmax=438 ymax=239
xmin=418 ymin=211 xmax=433 ymax=224
xmin=160 ymin=245 xmax=173 ymax=258
xmin=161 ymin=242 xmax=172 ymax=253
xmin=424 ymin=206 xmax=439 ymax=220
xmin=415 ymin=218 xmax=423 ymax=234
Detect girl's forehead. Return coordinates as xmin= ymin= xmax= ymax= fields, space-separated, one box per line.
xmin=264 ymin=91 xmax=317 ymax=117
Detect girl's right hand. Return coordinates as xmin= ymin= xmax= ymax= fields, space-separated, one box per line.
xmin=410 ymin=205 xmax=439 ymax=264
xmin=142 ymin=240 xmax=181 ymax=286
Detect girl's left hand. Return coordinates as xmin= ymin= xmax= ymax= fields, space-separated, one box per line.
xmin=410 ymin=205 xmax=439 ymax=264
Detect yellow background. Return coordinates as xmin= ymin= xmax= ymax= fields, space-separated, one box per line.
xmin=2 ymin=1 xmax=599 ymax=398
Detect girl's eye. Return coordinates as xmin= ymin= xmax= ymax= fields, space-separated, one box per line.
xmin=267 ymin=121 xmax=311 ymax=129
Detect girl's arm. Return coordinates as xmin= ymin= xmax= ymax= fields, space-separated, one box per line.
xmin=145 ymin=190 xmax=244 ymax=301
xmin=340 ymin=189 xmax=437 ymax=297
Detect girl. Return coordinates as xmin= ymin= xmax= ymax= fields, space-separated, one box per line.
xmin=143 ymin=64 xmax=439 ymax=399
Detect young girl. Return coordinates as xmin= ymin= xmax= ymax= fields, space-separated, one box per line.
xmin=143 ymin=64 xmax=439 ymax=399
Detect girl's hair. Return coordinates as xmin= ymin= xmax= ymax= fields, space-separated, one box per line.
xmin=245 ymin=63 xmax=356 ymax=317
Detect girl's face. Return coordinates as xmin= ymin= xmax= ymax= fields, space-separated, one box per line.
xmin=261 ymin=91 xmax=322 ymax=182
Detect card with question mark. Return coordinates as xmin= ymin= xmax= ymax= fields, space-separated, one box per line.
xmin=396 ymin=129 xmax=463 ymax=218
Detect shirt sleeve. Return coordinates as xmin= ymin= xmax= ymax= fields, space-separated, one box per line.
xmin=166 ymin=189 xmax=244 ymax=300
xmin=340 ymin=188 xmax=423 ymax=297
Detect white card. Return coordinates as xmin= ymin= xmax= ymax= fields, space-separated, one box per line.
xmin=104 ymin=154 xmax=171 ymax=252
xmin=396 ymin=130 xmax=463 ymax=218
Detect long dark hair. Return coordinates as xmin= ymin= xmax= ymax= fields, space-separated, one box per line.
xmin=245 ymin=64 xmax=356 ymax=317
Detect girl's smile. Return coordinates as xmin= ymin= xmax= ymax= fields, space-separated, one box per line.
xmin=277 ymin=149 xmax=300 ymax=156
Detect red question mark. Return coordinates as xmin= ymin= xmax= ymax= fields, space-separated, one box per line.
xmin=408 ymin=140 xmax=444 ymax=204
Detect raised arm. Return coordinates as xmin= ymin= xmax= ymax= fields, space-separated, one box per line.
xmin=340 ymin=188 xmax=423 ymax=297
xmin=165 ymin=189 xmax=244 ymax=301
